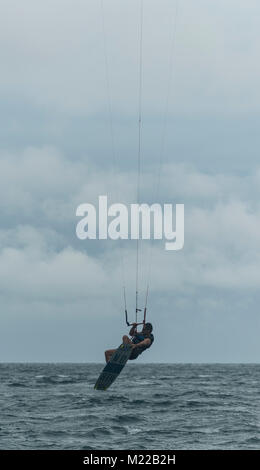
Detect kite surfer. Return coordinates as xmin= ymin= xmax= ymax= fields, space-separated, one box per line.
xmin=105 ymin=322 xmax=154 ymax=363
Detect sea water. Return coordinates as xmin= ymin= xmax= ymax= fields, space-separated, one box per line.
xmin=0 ymin=363 xmax=259 ymax=450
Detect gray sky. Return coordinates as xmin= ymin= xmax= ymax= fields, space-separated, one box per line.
xmin=0 ymin=0 xmax=260 ymax=362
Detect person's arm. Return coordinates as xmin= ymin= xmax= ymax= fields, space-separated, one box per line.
xmin=129 ymin=323 xmax=137 ymax=336
xmin=132 ymin=338 xmax=151 ymax=349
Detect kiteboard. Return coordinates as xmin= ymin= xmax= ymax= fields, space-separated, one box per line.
xmin=94 ymin=343 xmax=132 ymax=390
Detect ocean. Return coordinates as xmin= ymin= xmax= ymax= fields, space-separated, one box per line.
xmin=0 ymin=363 xmax=259 ymax=450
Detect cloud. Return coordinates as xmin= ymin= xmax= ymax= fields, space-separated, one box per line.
xmin=0 ymin=0 xmax=259 ymax=360
xmin=0 ymin=0 xmax=260 ymax=114
xmin=1 ymin=146 xmax=260 ymax=312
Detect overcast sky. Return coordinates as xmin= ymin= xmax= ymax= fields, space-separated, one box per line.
xmin=0 ymin=0 xmax=260 ymax=362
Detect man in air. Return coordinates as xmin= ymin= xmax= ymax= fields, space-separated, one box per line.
xmin=105 ymin=322 xmax=154 ymax=363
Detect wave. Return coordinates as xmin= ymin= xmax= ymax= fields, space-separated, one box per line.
xmin=7 ymin=382 xmax=27 ymax=388
xmin=112 ymin=414 xmax=141 ymax=424
xmin=35 ymin=375 xmax=75 ymax=385
xmin=82 ymin=427 xmax=112 ymax=438
xmin=125 ymin=426 xmax=143 ymax=435
xmin=128 ymin=399 xmax=147 ymax=406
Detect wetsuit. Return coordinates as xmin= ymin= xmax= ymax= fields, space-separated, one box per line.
xmin=129 ymin=332 xmax=154 ymax=360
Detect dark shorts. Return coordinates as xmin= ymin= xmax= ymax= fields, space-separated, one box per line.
xmin=129 ymin=349 xmax=141 ymax=361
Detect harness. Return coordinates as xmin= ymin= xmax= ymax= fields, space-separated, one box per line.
xmin=131 ymin=333 xmax=154 ymax=357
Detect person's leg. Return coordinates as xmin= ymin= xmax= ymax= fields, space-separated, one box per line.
xmin=122 ymin=335 xmax=132 ymax=345
xmin=105 ymin=349 xmax=116 ymax=363
xmin=105 ymin=336 xmax=133 ymax=363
